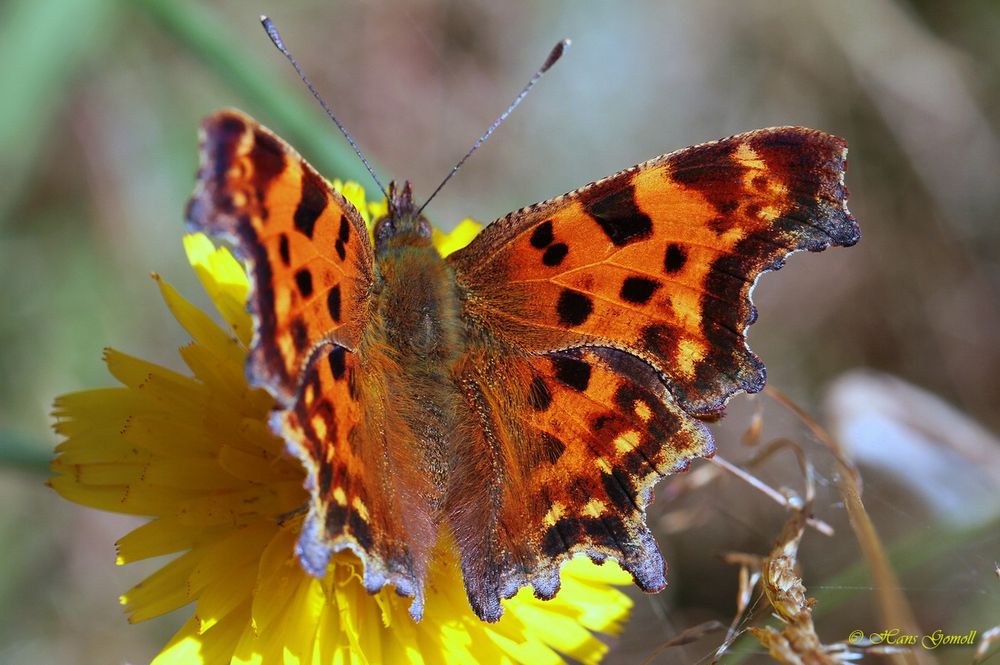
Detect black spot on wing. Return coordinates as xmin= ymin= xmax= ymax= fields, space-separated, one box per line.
xmin=556 ymin=289 xmax=593 ymax=327
xmin=325 ymin=502 xmax=347 ymax=533
xmin=530 ymin=220 xmax=554 ymax=248
xmin=318 ymin=454 xmax=333 ymax=496
xmin=327 ymin=285 xmax=342 ymax=323
xmin=290 ymin=318 xmax=309 ymax=352
xmin=641 ymin=323 xmax=680 ymax=366
xmin=295 ymin=168 xmax=328 ymax=238
xmin=250 ymin=130 xmax=286 ymax=198
xmin=580 ymin=515 xmax=631 ymax=553
xmin=582 ymin=184 xmax=653 ymax=247
xmin=664 ymin=243 xmax=687 ymax=273
xmin=217 ymin=115 xmax=246 ymax=135
xmin=348 ymin=509 xmax=374 ymax=550
xmin=279 ymin=234 xmax=291 ymax=266
xmin=542 ymin=523 xmax=567 ymax=558
xmin=709 ymin=216 xmax=736 ymax=234
xmin=338 ymin=214 xmax=351 ymax=243
xmin=334 ymin=238 xmax=347 ymax=261
xmin=551 ymin=354 xmax=591 ymax=391
xmin=621 ymin=449 xmax=652 ymax=478
xmin=542 ymin=517 xmax=582 ymax=556
xmin=540 ymin=432 xmax=566 ymax=464
xmin=328 ymin=346 xmax=347 ymax=380
xmin=620 ymin=276 xmax=660 ymax=304
xmin=668 ymin=139 xmax=747 ymax=214
xmin=294 ymin=269 xmax=313 ymax=297
xmin=206 ymin=116 xmax=247 ymax=191
xmin=528 ymin=376 xmax=552 ymax=411
xmin=542 ymin=243 xmax=569 ymax=267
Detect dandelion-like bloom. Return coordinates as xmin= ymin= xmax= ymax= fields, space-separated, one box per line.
xmin=50 ymin=182 xmax=634 ymax=664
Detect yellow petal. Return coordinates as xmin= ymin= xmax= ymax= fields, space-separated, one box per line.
xmin=173 ymin=481 xmax=304 ymax=527
xmin=122 ymin=550 xmax=200 ymax=621
xmin=432 ymin=218 xmax=483 ymax=257
xmin=104 ymin=347 xmax=192 ymax=390
xmin=49 ymin=476 xmax=192 ymax=516
xmin=151 ymin=615 xmax=207 ymax=665
xmin=195 ymin=560 xmax=258 ymax=632
xmin=116 ymin=516 xmax=224 ymax=565
xmin=179 ymin=342 xmax=251 ymax=401
xmin=155 ymin=275 xmax=245 ymax=368
xmin=184 ymin=233 xmax=253 ymax=346
xmin=153 ymin=605 xmax=251 ymax=665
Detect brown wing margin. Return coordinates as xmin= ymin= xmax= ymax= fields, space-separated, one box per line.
xmin=448 ymin=127 xmax=860 ymax=415
xmin=186 ymin=109 xmax=375 ymax=406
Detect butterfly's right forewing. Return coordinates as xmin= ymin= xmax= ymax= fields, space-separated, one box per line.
xmin=187 ymin=109 xmax=375 ymax=406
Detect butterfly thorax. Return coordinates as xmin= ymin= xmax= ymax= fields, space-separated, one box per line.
xmin=371 ymin=240 xmax=462 ymax=367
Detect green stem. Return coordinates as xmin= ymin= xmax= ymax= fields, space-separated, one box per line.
xmin=0 ymin=0 xmax=120 ymax=222
xmin=810 ymin=515 xmax=999 ymax=617
xmin=0 ymin=430 xmax=51 ymax=476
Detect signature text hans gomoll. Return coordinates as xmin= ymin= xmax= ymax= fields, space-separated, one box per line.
xmin=848 ymin=628 xmax=978 ymax=649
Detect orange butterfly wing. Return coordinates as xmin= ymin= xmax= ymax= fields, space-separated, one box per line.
xmin=446 ymin=127 xmax=859 ymax=619
xmin=449 ymin=127 xmax=860 ymax=415
xmin=449 ymin=347 xmax=712 ymax=620
xmin=187 ymin=109 xmax=374 ymax=405
xmin=275 ymin=344 xmax=433 ymax=616
xmin=187 ymin=111 xmax=431 ymax=616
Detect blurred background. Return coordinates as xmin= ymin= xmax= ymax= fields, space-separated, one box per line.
xmin=1 ymin=0 xmax=998 ymax=663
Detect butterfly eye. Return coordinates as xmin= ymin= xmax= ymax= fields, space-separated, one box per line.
xmin=416 ymin=218 xmax=432 ymax=240
xmin=374 ymin=217 xmax=396 ymax=249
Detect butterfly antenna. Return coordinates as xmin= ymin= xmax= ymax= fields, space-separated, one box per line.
xmin=261 ymin=16 xmax=391 ymax=207
xmin=415 ymin=39 xmax=571 ymax=217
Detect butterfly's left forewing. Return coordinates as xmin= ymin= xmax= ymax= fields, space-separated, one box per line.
xmin=450 ymin=127 xmax=859 ymax=415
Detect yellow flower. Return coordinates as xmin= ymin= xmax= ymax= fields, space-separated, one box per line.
xmin=50 ymin=182 xmax=634 ymax=664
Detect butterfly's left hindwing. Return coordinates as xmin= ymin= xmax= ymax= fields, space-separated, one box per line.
xmin=277 ymin=344 xmax=430 ymax=618
xmin=449 ymin=346 xmax=713 ymax=621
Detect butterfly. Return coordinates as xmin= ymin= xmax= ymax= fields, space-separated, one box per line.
xmin=186 ymin=107 xmax=859 ymax=623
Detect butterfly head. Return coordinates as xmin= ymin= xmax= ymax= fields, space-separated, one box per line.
xmin=373 ymin=180 xmax=433 ymax=255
